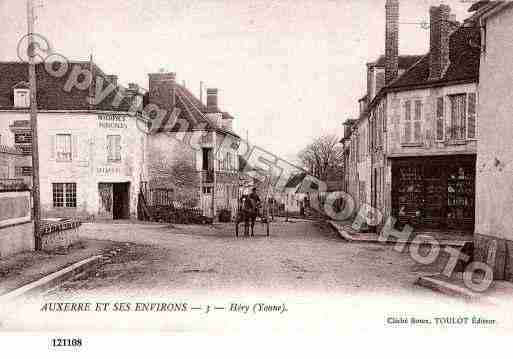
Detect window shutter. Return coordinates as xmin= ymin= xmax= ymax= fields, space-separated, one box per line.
xmin=404 ymin=122 xmax=412 ymax=143
xmin=80 ymin=136 xmax=89 ymax=162
xmin=382 ymin=102 xmax=387 ymax=132
xmin=106 ymin=136 xmax=112 ymax=161
xmin=414 ymin=122 xmax=421 ymax=142
xmin=415 ymin=100 xmax=422 ymax=122
xmin=467 ymin=93 xmax=476 ymax=139
xmin=403 ymin=100 xmax=411 ymax=143
xmin=436 ymin=97 xmax=444 ymax=141
xmin=404 ymin=100 xmax=411 ymax=122
xmin=414 ymin=100 xmax=422 ymax=142
xmin=116 ymin=135 xmax=122 ymax=160
xmin=72 ymin=135 xmax=79 ymax=161
xmin=49 ymin=135 xmax=55 ymax=160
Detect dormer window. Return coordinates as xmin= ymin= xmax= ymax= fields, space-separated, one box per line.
xmin=13 ymin=82 xmax=30 ymax=108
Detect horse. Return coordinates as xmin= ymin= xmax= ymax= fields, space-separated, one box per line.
xmin=238 ymin=194 xmax=259 ymax=237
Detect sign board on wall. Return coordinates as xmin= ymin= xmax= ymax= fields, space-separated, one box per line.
xmin=98 ymin=114 xmax=128 ymax=129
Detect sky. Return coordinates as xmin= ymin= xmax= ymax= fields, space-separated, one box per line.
xmin=0 ymin=0 xmax=475 ymax=164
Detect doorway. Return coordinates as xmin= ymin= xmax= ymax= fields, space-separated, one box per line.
xmin=113 ymin=183 xmax=130 ymax=219
xmin=98 ymin=182 xmax=130 ymax=220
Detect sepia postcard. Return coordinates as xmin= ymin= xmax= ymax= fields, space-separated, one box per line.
xmin=0 ymin=0 xmax=512 ymax=356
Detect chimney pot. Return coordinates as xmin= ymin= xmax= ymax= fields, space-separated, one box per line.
xmin=148 ymin=72 xmax=177 ymax=110
xmin=206 ymin=88 xmax=219 ymax=113
xmin=429 ymin=5 xmax=451 ymax=80
xmin=385 ymin=0 xmax=400 ymax=85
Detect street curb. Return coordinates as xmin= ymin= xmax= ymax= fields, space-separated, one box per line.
xmin=328 ymin=220 xmax=469 ymax=247
xmin=0 ymin=255 xmax=104 ymax=302
xmin=415 ymin=275 xmax=481 ymax=300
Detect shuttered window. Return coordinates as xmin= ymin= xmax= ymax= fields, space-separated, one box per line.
xmin=107 ymin=135 xmax=122 ymax=162
xmin=450 ymin=94 xmax=466 ymax=140
xmin=436 ymin=97 xmax=444 ymax=141
xmin=414 ymin=100 xmax=422 ymax=142
xmin=467 ymin=93 xmax=477 ymax=139
xmin=56 ymin=134 xmax=72 ymax=162
xmin=403 ymin=100 xmax=411 ymax=143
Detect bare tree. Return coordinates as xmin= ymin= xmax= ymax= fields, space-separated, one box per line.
xmin=298 ymin=134 xmax=344 ymax=181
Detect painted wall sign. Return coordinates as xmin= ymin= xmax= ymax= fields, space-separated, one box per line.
xmin=98 ymin=114 xmax=128 ymax=129
xmin=96 ymin=167 xmax=121 ymax=175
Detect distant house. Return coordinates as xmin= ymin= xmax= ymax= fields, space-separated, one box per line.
xmin=274 ymin=172 xmax=307 ymax=213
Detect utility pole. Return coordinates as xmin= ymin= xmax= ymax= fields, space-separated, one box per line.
xmin=211 ymin=131 xmax=217 ymax=223
xmin=27 ymin=0 xmax=42 ymax=251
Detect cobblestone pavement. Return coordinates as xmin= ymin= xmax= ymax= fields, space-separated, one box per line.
xmin=44 ymin=219 xmax=449 ymax=298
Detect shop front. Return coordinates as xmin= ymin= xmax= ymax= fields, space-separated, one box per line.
xmin=391 ymin=155 xmax=476 ymax=232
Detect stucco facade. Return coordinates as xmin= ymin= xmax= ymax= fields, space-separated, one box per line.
xmin=343 ymin=3 xmax=481 ymax=231
xmin=475 ymin=4 xmax=513 ymax=241
xmin=0 ymin=111 xmax=147 ymax=219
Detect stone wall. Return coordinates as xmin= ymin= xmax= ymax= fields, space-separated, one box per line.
xmin=0 ymin=191 xmax=34 ymax=258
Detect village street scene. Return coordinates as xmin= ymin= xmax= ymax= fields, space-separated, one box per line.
xmin=0 ymin=0 xmax=513 ymax=332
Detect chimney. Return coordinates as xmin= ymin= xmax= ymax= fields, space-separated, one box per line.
xmin=429 ymin=5 xmax=451 ymax=81
xmin=105 ymin=75 xmax=118 ymax=87
xmin=148 ymin=72 xmax=176 ymax=109
xmin=128 ymin=83 xmax=139 ymax=92
xmin=385 ymin=0 xmax=399 ymax=85
xmin=206 ymin=88 xmax=219 ymax=113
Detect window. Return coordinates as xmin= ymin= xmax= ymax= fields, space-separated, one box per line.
xmin=403 ymin=99 xmax=422 ymax=144
xmin=14 ymin=89 xmax=30 ymax=108
xmin=52 ymin=183 xmax=76 ymax=208
xmin=15 ymin=166 xmax=32 ymax=177
xmin=467 ymin=93 xmax=477 ymax=139
xmin=403 ymin=100 xmax=412 ymax=143
xmin=449 ymin=94 xmax=467 ymax=140
xmin=56 ymin=134 xmax=72 ymax=162
xmin=414 ymin=100 xmax=422 ymax=142
xmin=107 ymin=135 xmax=122 ymax=162
xmin=436 ymin=97 xmax=444 ymax=141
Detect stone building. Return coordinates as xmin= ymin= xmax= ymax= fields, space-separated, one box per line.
xmin=144 ymin=72 xmax=240 ymax=219
xmin=0 ymin=60 xmax=147 ymax=219
xmin=473 ymin=1 xmax=513 ymax=280
xmin=343 ymin=1 xmax=483 ymax=232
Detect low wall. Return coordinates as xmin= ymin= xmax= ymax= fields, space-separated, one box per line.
xmin=0 ymin=191 xmax=34 ymax=258
xmin=41 ymin=219 xmax=82 ymax=251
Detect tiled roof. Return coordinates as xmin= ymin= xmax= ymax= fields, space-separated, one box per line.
xmin=163 ymin=83 xmax=240 ymax=138
xmin=371 ymin=55 xmax=424 ymax=69
xmin=0 ymin=61 xmax=137 ymax=112
xmin=388 ymin=25 xmax=480 ymax=90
